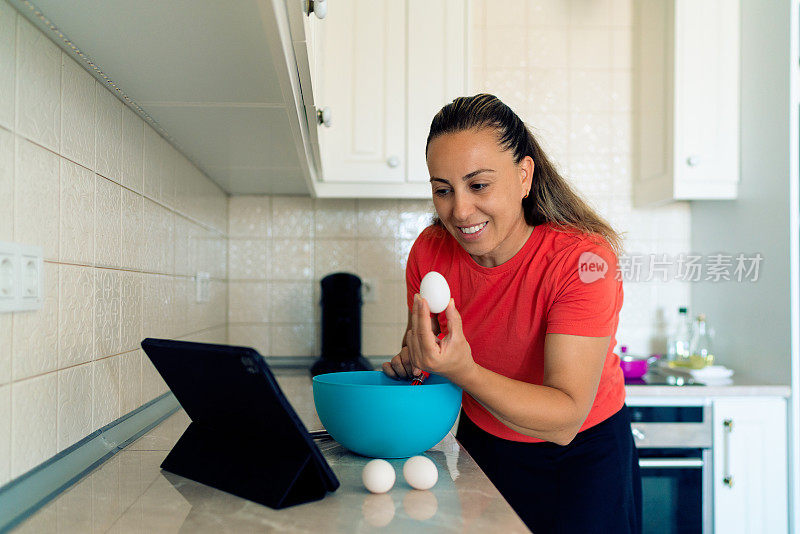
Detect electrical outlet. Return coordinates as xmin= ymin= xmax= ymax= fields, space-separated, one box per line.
xmin=361 ymin=278 xmax=377 ymax=303
xmin=0 ymin=241 xmax=44 ymax=313
xmin=196 ymin=271 xmax=211 ymax=303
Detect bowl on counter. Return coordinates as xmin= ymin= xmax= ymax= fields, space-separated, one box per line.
xmin=312 ymin=371 xmax=462 ymax=458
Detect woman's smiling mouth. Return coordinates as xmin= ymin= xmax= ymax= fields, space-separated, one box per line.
xmin=457 ymin=221 xmax=488 ymax=239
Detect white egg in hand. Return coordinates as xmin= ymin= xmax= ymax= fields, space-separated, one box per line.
xmin=403 ymin=455 xmax=438 ymax=490
xmin=362 ymin=459 xmax=396 ymax=494
xmin=419 ymin=271 xmax=450 ymax=314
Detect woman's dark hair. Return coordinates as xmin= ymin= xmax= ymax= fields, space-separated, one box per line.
xmin=426 ymin=93 xmax=623 ymax=255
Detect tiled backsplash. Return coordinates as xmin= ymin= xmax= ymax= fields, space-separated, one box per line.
xmin=0 ymin=2 xmax=228 ymax=485
xmin=227 ymin=197 xmax=432 ymax=358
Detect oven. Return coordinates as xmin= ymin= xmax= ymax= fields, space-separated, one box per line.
xmin=629 ymin=403 xmax=713 ymax=534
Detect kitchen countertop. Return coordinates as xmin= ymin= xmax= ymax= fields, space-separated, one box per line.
xmin=624 ymin=366 xmax=791 ymax=398
xmin=12 ymin=369 xmax=528 ymax=534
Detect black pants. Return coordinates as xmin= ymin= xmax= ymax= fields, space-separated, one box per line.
xmin=456 ymin=405 xmax=642 ymax=534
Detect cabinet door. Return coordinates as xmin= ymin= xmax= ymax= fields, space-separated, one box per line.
xmin=317 ymin=0 xmax=407 ymax=182
xmin=406 ymin=0 xmax=468 ymax=183
xmin=673 ymin=0 xmax=739 ymax=199
xmin=713 ymin=397 xmax=787 ymax=533
xmin=634 ymin=0 xmax=739 ymax=205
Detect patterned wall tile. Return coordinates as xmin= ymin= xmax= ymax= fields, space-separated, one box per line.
xmin=270 ymin=239 xmax=312 ymax=280
xmin=173 ymin=216 xmax=191 ymax=277
xmin=141 ymin=198 xmax=161 ymax=273
xmin=363 ymin=324 xmax=406 ymax=357
xmin=11 ymin=373 xmax=57 ymax=478
xmin=314 ymin=239 xmax=356 ymax=281
xmin=120 ymin=271 xmax=142 ymax=353
xmin=356 ymin=239 xmax=403 ymax=281
xmin=356 ymin=199 xmax=398 ymax=238
xmin=0 ymin=314 xmax=10 ymax=385
xmin=0 ymin=127 xmax=12 ymax=241
xmin=397 ymin=199 xmax=435 ymax=240
xmin=314 ymin=198 xmax=356 ymax=238
xmin=141 ymin=354 xmax=167 ymax=403
xmin=15 ymin=17 xmax=60 ymax=152
xmin=363 ymin=279 xmax=404 ymax=325
xmin=95 ymin=83 xmax=123 ymax=184
xmin=228 ymin=239 xmax=268 ymax=280
xmin=92 ymin=356 xmax=120 ymax=429
xmin=121 ymin=106 xmax=144 ymax=193
xmin=57 ymin=362 xmax=93 ymax=452
xmin=59 ymin=158 xmax=95 ymax=265
xmin=95 ymin=175 xmax=122 ymax=268
xmin=0 ymin=384 xmax=10 ymax=486
xmin=0 ymin=2 xmax=14 ymax=131
xmin=228 ymin=281 xmax=269 ymax=323
xmin=58 ymin=264 xmax=94 ymax=367
xmin=141 ymin=274 xmax=171 ymax=339
xmin=272 ymin=196 xmax=313 ymax=238
xmin=12 ymin=262 xmax=58 ymax=380
xmin=270 ymin=324 xmax=316 ymax=357
xmin=120 ymin=187 xmax=143 ymax=271
xmin=269 ymin=281 xmax=313 ymax=323
xmin=14 ymin=136 xmax=59 ymax=260
xmin=227 ymin=324 xmax=269 ymax=356
xmin=60 ymin=56 xmax=95 ymax=170
xmin=228 ymin=196 xmax=270 ymax=238
xmin=95 ymin=268 xmax=121 ymax=358
xmin=160 ymin=140 xmax=176 ymax=209
xmin=119 ymin=349 xmax=142 ymax=416
xmin=159 ymin=207 xmax=175 ymax=275
xmin=142 ymin=125 xmax=161 ymax=202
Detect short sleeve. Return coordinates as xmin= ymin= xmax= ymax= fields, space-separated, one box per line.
xmin=546 ymin=241 xmax=622 ymax=337
xmin=405 ymin=231 xmax=427 ymax=310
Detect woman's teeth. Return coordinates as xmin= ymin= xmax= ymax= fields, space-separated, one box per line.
xmin=459 ymin=222 xmax=487 ymax=234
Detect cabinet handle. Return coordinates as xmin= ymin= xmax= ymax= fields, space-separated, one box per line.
xmin=387 ymin=155 xmax=400 ymax=168
xmin=307 ymin=0 xmax=327 ymax=19
xmin=686 ymin=155 xmax=701 ymax=167
xmin=317 ymin=107 xmax=332 ymax=127
xmin=722 ymin=418 xmax=734 ymax=488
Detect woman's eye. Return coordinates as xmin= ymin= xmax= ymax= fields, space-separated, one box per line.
xmin=470 ymin=183 xmax=488 ymax=191
xmin=433 ymin=188 xmax=451 ymax=197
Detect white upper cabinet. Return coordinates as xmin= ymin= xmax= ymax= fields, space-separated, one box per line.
xmin=633 ymin=0 xmax=740 ymax=206
xmin=313 ymin=0 xmax=469 ymax=198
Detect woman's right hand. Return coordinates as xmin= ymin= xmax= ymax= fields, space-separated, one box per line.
xmin=382 ymin=345 xmax=420 ymax=380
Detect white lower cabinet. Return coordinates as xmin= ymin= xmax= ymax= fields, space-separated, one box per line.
xmin=712 ymin=397 xmax=787 ymax=533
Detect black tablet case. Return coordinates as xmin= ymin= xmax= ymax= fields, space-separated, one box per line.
xmin=140 ymin=338 xmax=339 ymax=509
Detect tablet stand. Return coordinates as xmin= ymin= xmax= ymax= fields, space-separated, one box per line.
xmin=161 ymin=421 xmax=331 ymax=509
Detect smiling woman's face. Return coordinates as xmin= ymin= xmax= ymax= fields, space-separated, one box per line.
xmin=426 ymin=128 xmax=534 ymax=268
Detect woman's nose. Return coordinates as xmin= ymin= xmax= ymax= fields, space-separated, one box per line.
xmin=452 ymin=192 xmax=473 ymax=222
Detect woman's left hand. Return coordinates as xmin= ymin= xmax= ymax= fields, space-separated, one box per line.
xmin=407 ymin=294 xmax=476 ymax=384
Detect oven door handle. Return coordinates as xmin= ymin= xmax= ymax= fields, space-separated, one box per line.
xmin=639 ymin=458 xmax=704 ymax=469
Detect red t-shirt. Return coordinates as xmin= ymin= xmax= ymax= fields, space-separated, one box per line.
xmin=406 ymin=223 xmax=625 ymax=443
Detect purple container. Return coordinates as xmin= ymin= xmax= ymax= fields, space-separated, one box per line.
xmin=618 ymin=346 xmax=659 ymax=379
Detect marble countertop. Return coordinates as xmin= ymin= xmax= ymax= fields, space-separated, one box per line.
xmin=13 ymin=370 xmax=528 ymax=534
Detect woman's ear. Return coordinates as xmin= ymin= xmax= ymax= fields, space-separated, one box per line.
xmin=520 ymin=156 xmax=535 ymax=196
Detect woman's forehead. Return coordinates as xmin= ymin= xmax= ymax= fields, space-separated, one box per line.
xmin=427 ymin=128 xmax=512 ymax=164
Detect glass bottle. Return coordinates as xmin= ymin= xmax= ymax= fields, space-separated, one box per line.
xmin=688 ymin=314 xmax=714 ymax=368
xmin=666 ymin=307 xmax=692 ymax=363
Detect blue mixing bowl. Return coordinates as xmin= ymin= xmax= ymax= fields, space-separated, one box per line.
xmin=312 ymin=371 xmax=462 ymax=458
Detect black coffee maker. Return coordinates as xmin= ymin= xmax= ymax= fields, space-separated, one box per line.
xmin=310 ymin=272 xmax=372 ymax=376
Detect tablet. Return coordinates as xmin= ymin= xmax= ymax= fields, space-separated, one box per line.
xmin=140 ymin=338 xmax=339 ymax=508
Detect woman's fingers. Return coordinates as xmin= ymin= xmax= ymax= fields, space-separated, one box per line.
xmin=382 ymin=361 xmax=398 ymax=379
xmin=443 ymin=298 xmax=461 ymax=338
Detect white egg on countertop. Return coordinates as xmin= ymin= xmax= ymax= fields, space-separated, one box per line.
xmin=419 ymin=271 xmax=450 ymax=314
xmin=362 ymin=459 xmax=396 ymax=494
xmin=403 ymin=455 xmax=438 ymax=490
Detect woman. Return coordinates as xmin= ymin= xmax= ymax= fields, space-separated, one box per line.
xmin=383 ymin=94 xmax=642 ymax=533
